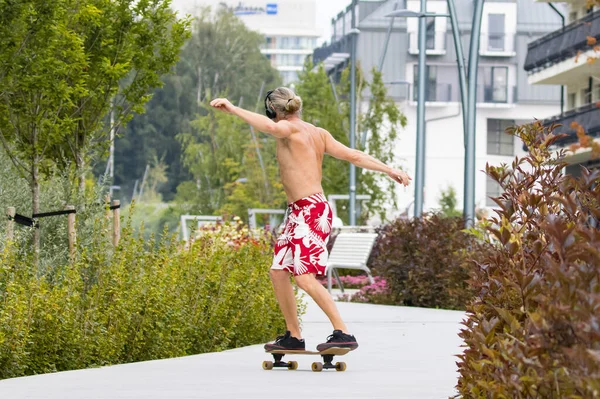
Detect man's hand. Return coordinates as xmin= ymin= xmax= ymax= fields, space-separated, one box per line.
xmin=210 ymin=98 xmax=236 ymax=114
xmin=388 ymin=169 xmax=412 ymax=187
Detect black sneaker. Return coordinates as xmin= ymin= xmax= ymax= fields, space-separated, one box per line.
xmin=316 ymin=330 xmax=359 ymax=351
xmin=264 ymin=331 xmax=305 ymax=351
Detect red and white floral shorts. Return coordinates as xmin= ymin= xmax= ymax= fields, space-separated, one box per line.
xmin=271 ymin=193 xmax=333 ymax=276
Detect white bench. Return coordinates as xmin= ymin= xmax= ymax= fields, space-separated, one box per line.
xmin=326 ymin=232 xmax=378 ymax=294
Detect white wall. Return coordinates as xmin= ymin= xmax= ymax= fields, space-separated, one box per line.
xmin=382 ymin=101 xmax=560 ymax=220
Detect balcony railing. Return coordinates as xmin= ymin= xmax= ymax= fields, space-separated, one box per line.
xmin=408 ymin=32 xmax=447 ymax=54
xmin=524 ymin=10 xmax=600 ymax=72
xmin=543 ymin=103 xmax=600 ymax=146
xmin=477 ymin=85 xmax=518 ymax=104
xmin=313 ymin=35 xmax=351 ymax=65
xmin=412 ymin=83 xmax=455 ymax=103
xmin=479 ymin=32 xmax=517 ymax=55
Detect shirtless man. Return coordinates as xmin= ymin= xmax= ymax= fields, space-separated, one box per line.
xmin=210 ymin=87 xmax=411 ymax=351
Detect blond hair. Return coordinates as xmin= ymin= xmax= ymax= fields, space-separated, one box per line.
xmin=266 ymin=87 xmax=302 ymax=116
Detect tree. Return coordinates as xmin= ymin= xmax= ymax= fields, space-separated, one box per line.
xmin=177 ymin=103 xmax=285 ymax=219
xmin=115 ymin=7 xmax=280 ymax=200
xmin=437 ymin=186 xmax=462 ymax=218
xmin=295 ymin=61 xmax=407 ymax=224
xmin=0 ymin=0 xmax=190 ymax=254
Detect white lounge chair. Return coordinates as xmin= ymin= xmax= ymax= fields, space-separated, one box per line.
xmin=326 ymin=232 xmax=377 ymax=294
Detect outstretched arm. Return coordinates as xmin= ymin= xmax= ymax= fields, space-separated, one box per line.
xmin=209 ymin=98 xmax=294 ymax=138
xmin=322 ymin=128 xmax=411 ymax=186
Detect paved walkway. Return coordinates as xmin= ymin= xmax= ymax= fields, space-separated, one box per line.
xmin=0 ymin=293 xmax=465 ymax=398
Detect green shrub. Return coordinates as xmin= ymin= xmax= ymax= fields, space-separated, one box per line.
xmin=0 ymin=213 xmax=287 ymax=379
xmin=369 ymin=214 xmax=489 ymax=309
xmin=456 ymin=122 xmax=600 ymax=398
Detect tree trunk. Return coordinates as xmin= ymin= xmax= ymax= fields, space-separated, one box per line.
xmin=77 ymin=147 xmax=85 ymax=197
xmin=32 ymin=153 xmax=40 ymax=266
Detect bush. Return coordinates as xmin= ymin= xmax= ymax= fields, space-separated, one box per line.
xmin=336 ymin=277 xmax=395 ymax=304
xmin=369 ymin=214 xmax=489 ymax=309
xmin=456 ymin=122 xmax=600 ymax=398
xmin=0 ymin=213 xmax=287 ymax=379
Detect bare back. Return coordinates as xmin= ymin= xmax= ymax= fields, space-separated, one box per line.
xmin=275 ymin=120 xmax=326 ymax=203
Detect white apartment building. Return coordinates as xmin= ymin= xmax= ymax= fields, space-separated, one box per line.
xmin=525 ymin=0 xmax=600 ymax=175
xmin=173 ymin=0 xmax=321 ymax=84
xmin=314 ymin=0 xmax=563 ymax=220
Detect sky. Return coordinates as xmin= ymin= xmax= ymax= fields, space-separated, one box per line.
xmin=170 ymin=0 xmax=353 ymax=44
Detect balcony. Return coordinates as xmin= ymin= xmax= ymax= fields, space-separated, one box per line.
xmin=524 ymin=11 xmax=600 ymax=84
xmin=313 ymin=35 xmax=351 ymax=67
xmin=543 ymin=103 xmax=600 ymax=146
xmin=479 ymin=33 xmax=517 ymax=56
xmin=412 ymin=83 xmax=456 ymax=103
xmin=477 ymin=85 xmax=518 ymax=105
xmin=408 ymin=32 xmax=447 ymax=55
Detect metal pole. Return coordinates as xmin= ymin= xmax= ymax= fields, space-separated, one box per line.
xmin=378 ymin=1 xmax=400 ymax=72
xmin=464 ymin=0 xmax=485 ymax=227
xmin=349 ymin=0 xmax=358 ymax=226
xmin=548 ymin=3 xmax=565 ymax=115
xmin=447 ymin=0 xmax=468 ymax=143
xmin=414 ymin=0 xmax=427 ymax=218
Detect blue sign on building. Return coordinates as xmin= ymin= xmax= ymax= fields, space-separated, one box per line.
xmin=266 ymin=3 xmax=278 ymax=15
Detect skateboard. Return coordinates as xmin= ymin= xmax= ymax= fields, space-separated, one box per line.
xmin=263 ymin=347 xmax=351 ymax=372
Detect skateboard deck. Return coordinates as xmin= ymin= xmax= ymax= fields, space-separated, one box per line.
xmin=263 ymin=347 xmax=351 ymax=372
xmin=266 ymin=347 xmax=350 ymax=356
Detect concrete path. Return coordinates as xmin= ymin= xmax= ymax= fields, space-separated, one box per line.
xmin=0 ymin=293 xmax=466 ymax=399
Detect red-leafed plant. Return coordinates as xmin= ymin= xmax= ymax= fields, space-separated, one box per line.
xmin=455 ymin=121 xmax=600 ymax=398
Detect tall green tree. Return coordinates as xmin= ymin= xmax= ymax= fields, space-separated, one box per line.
xmin=115 ymin=7 xmax=280 ymax=200
xmin=177 ymin=103 xmax=285 ymax=219
xmin=0 ymin=0 xmax=190 ymax=253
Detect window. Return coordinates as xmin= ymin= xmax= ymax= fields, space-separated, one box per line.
xmin=568 ymin=92 xmax=577 ymax=109
xmin=487 ymin=119 xmax=515 ymax=156
xmin=483 ymin=66 xmax=508 ymax=103
xmin=413 ymin=65 xmax=438 ymax=102
xmin=569 ymin=11 xmax=578 ymax=22
xmin=426 ymin=17 xmax=435 ymax=50
xmin=583 ymin=87 xmax=591 ymax=105
xmin=486 ymin=175 xmax=503 ymax=207
xmin=488 ymin=14 xmax=505 ymax=51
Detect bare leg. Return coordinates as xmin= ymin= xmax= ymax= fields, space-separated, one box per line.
xmin=270 ymin=269 xmax=302 ymax=339
xmin=294 ymin=273 xmax=349 ymax=333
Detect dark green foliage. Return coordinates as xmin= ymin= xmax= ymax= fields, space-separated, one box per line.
xmin=438 ymin=186 xmax=462 ymax=218
xmin=115 ymin=7 xmax=280 ymax=201
xmin=0 ymin=212 xmax=285 ymax=379
xmin=456 ymin=122 xmax=600 ymax=398
xmin=370 ymin=214 xmax=489 ymax=310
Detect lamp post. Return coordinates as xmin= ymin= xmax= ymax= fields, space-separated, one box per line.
xmin=349 ymin=0 xmax=359 ymax=226
xmin=386 ymin=0 xmax=484 ymax=226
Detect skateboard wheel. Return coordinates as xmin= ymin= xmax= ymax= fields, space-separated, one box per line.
xmin=335 ymin=362 xmax=346 ymax=372
xmin=287 ymin=361 xmax=298 ymax=370
xmin=262 ymin=361 xmax=274 ymax=370
xmin=311 ymin=362 xmax=323 ymax=372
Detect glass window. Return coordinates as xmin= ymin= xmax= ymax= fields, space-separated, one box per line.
xmin=488 ymin=14 xmax=505 ymax=51
xmin=486 ymin=175 xmax=503 ymax=207
xmin=413 ymin=65 xmax=438 ymax=102
xmin=483 ymin=67 xmax=508 ymax=103
xmin=568 ymin=92 xmax=577 ymax=109
xmin=278 ymin=37 xmax=290 ymax=49
xmin=583 ymin=87 xmax=593 ymax=105
xmin=569 ymin=11 xmax=578 ymax=22
xmin=426 ymin=17 xmax=435 ymax=50
xmin=487 ymin=119 xmax=515 ymax=156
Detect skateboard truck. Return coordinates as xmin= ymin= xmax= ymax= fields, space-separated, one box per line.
xmin=262 ymin=353 xmax=298 ymax=370
xmin=263 ymin=348 xmax=349 ymax=372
